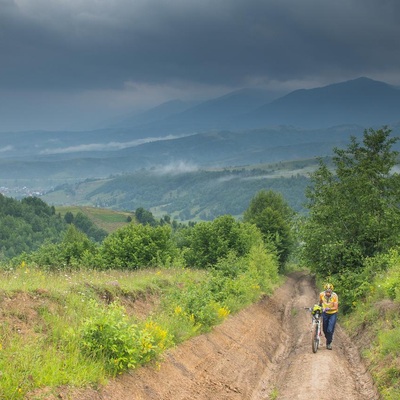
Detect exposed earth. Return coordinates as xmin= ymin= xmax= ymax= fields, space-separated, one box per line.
xmin=33 ymin=271 xmax=380 ymax=399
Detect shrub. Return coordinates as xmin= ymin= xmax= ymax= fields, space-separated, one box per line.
xmin=99 ymin=224 xmax=177 ymax=269
xmin=80 ymin=300 xmax=171 ymax=375
xmin=246 ymin=242 xmax=279 ymax=292
xmin=182 ymin=215 xmax=263 ymax=268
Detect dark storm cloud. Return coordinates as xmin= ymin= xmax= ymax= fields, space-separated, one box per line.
xmin=1 ymin=0 xmax=400 ymax=92
xmin=1 ymin=0 xmax=400 ymax=132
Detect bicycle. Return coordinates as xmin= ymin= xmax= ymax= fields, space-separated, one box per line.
xmin=305 ymin=305 xmax=323 ymax=353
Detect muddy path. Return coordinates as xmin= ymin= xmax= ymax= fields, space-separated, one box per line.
xmin=50 ymin=271 xmax=380 ymax=400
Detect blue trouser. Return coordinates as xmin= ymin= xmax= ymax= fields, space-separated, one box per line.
xmin=322 ymin=312 xmax=337 ymax=344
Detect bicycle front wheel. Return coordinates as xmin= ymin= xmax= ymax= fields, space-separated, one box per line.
xmin=312 ymin=323 xmax=319 ymax=353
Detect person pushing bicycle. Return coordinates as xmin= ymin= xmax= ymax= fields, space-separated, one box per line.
xmin=319 ymin=283 xmax=338 ymax=350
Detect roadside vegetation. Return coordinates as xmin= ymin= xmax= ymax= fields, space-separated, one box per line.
xmin=300 ymin=126 xmax=400 ymax=399
xmin=1 ymin=126 xmax=400 ymax=398
xmin=0 ymin=203 xmax=284 ymax=398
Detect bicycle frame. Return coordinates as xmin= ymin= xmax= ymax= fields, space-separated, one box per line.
xmin=305 ymin=306 xmax=322 ymax=353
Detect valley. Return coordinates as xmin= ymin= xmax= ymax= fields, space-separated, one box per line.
xmin=1 ymin=77 xmax=399 ymax=221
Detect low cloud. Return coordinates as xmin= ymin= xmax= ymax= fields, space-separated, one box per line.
xmin=0 ymin=145 xmax=14 ymax=153
xmin=39 ymin=134 xmax=190 ymax=155
xmin=151 ymin=161 xmax=199 ymax=175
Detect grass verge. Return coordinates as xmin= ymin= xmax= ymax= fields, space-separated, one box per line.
xmin=0 ymin=257 xmax=280 ymax=398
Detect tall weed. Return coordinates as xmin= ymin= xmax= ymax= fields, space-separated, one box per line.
xmin=342 ymin=249 xmax=400 ymax=399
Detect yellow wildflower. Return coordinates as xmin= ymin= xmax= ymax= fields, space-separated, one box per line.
xmin=218 ymin=307 xmax=230 ymax=319
xmin=174 ymin=306 xmax=183 ymax=315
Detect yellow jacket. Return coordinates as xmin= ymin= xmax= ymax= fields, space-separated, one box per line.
xmin=319 ymin=291 xmax=338 ymax=314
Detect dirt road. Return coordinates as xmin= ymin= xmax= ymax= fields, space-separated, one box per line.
xmin=53 ymin=271 xmax=380 ymax=399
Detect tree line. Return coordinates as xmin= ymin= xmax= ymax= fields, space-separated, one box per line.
xmin=2 ymin=125 xmax=400 ymax=314
xmin=0 ymin=197 xmax=106 ymax=260
xmin=6 ymin=190 xmax=293 ymax=276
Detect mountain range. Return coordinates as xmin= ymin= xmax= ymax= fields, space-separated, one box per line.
xmin=0 ymin=77 xmax=399 ymax=184
xmin=105 ymin=77 xmax=400 ymax=133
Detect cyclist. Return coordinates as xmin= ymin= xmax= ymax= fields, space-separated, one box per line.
xmin=319 ymin=283 xmax=338 ymax=350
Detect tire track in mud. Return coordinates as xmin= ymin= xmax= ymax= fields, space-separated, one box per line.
xmin=252 ymin=272 xmax=380 ymax=400
xmin=33 ymin=271 xmax=379 ymax=400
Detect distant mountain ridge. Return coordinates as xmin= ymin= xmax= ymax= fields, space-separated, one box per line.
xmin=107 ymin=77 xmax=400 ymax=132
xmin=107 ymin=99 xmax=198 ymax=129
xmin=242 ymin=77 xmax=400 ymax=129
xmin=0 ymin=77 xmax=399 ymax=184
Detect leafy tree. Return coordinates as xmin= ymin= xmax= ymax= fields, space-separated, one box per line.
xmin=61 ymin=225 xmax=97 ymax=265
xmin=135 ymin=207 xmax=157 ymax=226
xmin=15 ymin=225 xmax=97 ymax=270
xmin=301 ymin=127 xmax=400 ymax=276
xmin=0 ymin=195 xmax=66 ymax=259
xmin=99 ymin=224 xmax=176 ymax=269
xmin=182 ymin=215 xmax=264 ymax=268
xmin=64 ymin=211 xmax=74 ymax=224
xmin=73 ymin=212 xmax=108 ymax=242
xmin=243 ymin=190 xmax=295 ymax=268
xmin=21 ymin=196 xmax=55 ymax=217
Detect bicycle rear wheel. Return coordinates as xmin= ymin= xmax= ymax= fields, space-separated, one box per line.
xmin=312 ymin=323 xmax=319 ymax=353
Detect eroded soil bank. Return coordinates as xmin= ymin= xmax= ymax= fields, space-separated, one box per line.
xmin=32 ymin=271 xmax=380 ymax=399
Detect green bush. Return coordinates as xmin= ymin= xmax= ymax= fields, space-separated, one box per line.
xmin=182 ymin=215 xmax=263 ymax=268
xmin=243 ymin=189 xmax=295 ymax=268
xmin=341 ymin=247 xmax=400 ymax=399
xmin=376 ymin=250 xmax=400 ymax=301
xmin=80 ymin=300 xmax=171 ymax=376
xmin=99 ymin=224 xmax=177 ymax=269
xmin=163 ymin=244 xmax=279 ymax=340
xmin=378 ymin=327 xmax=400 ymax=357
xmin=332 ymin=269 xmax=371 ymax=313
xmin=246 ymin=242 xmax=279 ymax=292
xmin=11 ymin=225 xmax=97 ymax=271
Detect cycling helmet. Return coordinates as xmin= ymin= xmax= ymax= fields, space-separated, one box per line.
xmin=324 ymin=283 xmax=334 ymax=291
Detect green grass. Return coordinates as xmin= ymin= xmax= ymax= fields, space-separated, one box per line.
xmin=342 ymin=253 xmax=400 ymax=399
xmin=270 ymin=387 xmax=279 ymax=400
xmin=56 ymin=205 xmax=133 ymax=233
xmin=0 ymin=267 xmax=184 ymax=398
xmin=0 ymin=260 xmax=277 ymax=398
xmin=0 ymin=265 xmax=179 ymax=294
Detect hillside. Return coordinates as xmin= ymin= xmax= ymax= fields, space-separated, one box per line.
xmin=24 ymin=272 xmax=379 ymax=399
xmin=56 ymin=206 xmax=133 ymax=234
xmin=42 ymin=160 xmax=316 ymax=218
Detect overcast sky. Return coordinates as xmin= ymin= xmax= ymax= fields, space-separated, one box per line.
xmin=1 ymin=0 xmax=399 ymax=132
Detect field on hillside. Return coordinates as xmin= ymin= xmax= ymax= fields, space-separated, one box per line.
xmin=56 ymin=205 xmax=133 ymax=233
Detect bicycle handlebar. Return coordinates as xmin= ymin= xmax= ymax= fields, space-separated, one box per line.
xmin=305 ymin=306 xmax=329 ymax=313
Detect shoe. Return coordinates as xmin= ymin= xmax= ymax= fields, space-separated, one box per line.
xmin=327 ymin=343 xmax=332 ymax=350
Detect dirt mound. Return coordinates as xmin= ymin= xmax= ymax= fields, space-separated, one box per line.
xmin=39 ymin=271 xmax=380 ymax=399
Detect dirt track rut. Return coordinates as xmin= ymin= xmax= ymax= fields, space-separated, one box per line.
xmin=44 ymin=271 xmax=380 ymax=400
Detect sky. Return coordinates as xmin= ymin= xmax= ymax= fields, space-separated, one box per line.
xmin=1 ymin=0 xmax=400 ymax=132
